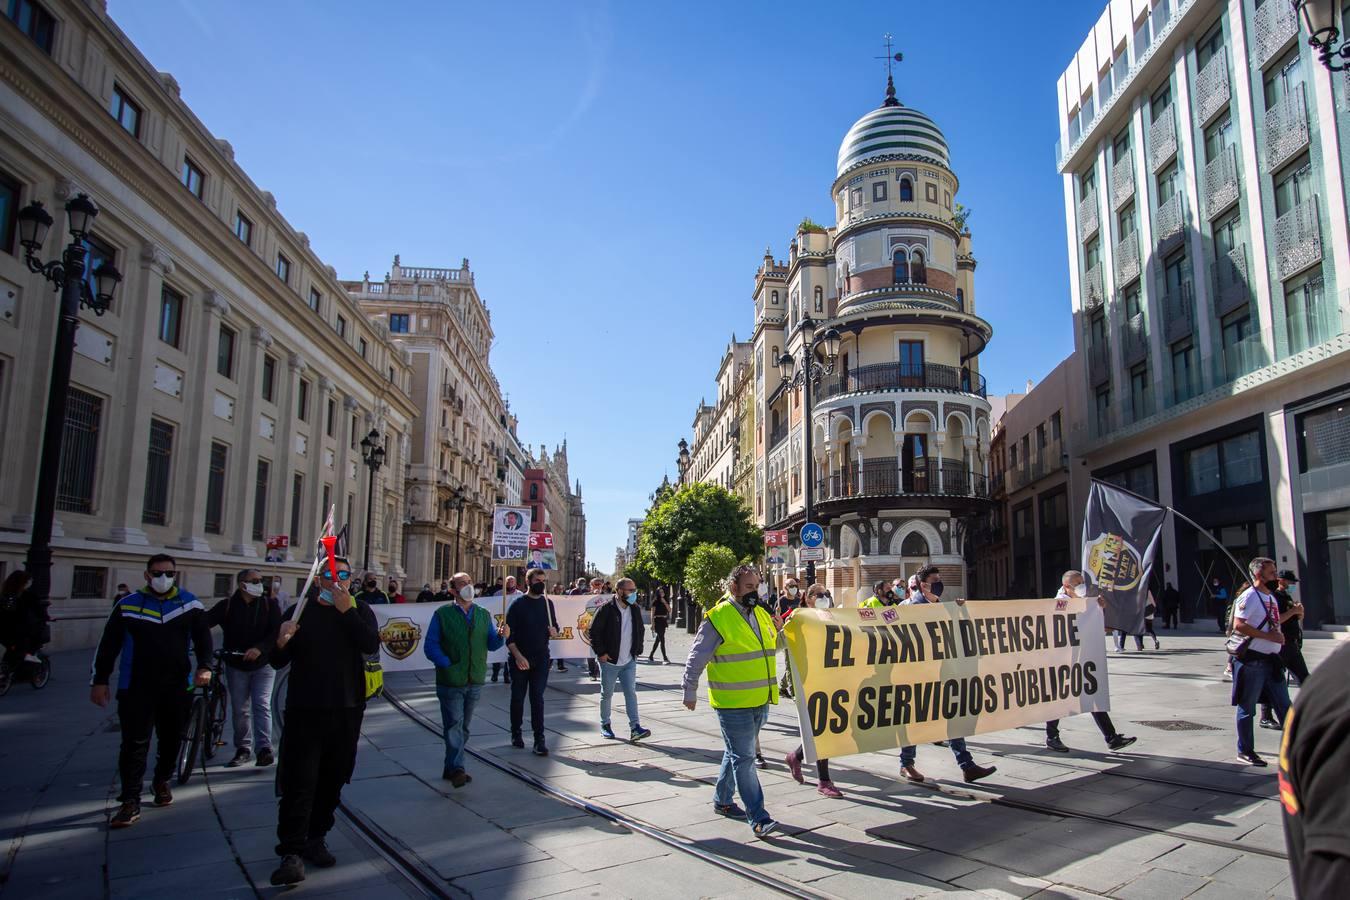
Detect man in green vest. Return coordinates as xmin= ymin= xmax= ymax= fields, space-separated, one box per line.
xmin=860 ymin=579 xmax=893 ymax=609
xmin=682 ymin=563 xmax=781 ymax=838
xmin=423 ymin=572 xmax=507 ymax=787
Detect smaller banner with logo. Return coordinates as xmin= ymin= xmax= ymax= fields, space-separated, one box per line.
xmin=528 ymin=532 xmax=559 ymax=571
xmin=371 ymin=602 xmax=443 ymax=672
xmin=492 ymin=506 xmax=531 ymax=564
xmin=765 ymin=530 xmax=789 ymax=566
xmin=265 ymin=535 xmax=289 ymax=564
xmin=1081 ymin=480 xmax=1167 ymax=634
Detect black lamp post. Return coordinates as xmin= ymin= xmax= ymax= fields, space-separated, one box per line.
xmin=17 ymin=194 xmax=123 ymax=601
xmin=675 ymin=438 xmax=692 ymax=629
xmin=1294 ymin=0 xmax=1350 ymax=71
xmin=444 ymin=486 xmax=467 ymax=575
xmin=359 ymin=429 xmax=386 ymax=573
xmin=776 ymin=316 xmax=841 ymax=588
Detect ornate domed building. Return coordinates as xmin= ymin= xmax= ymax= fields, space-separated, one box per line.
xmin=753 ymin=77 xmax=995 ymax=602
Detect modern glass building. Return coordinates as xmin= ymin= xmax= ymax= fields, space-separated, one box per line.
xmin=1057 ymin=0 xmax=1350 ymax=625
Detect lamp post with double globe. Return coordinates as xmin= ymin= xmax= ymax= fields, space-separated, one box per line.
xmin=359 ymin=430 xmax=386 ymax=573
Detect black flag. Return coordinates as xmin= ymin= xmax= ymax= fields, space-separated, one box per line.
xmin=1081 ymin=481 xmax=1166 ymax=634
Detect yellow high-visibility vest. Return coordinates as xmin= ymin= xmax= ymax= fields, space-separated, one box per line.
xmin=705 ymin=596 xmax=778 ymax=710
xmin=860 ymin=595 xmax=884 ymax=609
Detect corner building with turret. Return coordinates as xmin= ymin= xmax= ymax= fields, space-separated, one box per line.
xmin=753 ymin=80 xmax=995 ymax=603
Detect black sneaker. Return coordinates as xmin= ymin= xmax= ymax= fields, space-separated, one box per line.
xmin=713 ymin=801 xmax=745 ymax=818
xmin=110 ymin=800 xmax=140 ymax=829
xmin=533 ymin=741 xmax=549 ymax=756
xmin=511 ymin=733 xmax=525 ymax=749
xmin=226 ymin=749 xmax=252 ymax=768
xmin=1259 ymin=718 xmax=1282 ymax=731
xmin=301 ymin=839 xmax=336 ymax=868
xmin=630 ymin=726 xmax=652 ymax=742
xmin=1236 ymin=752 xmax=1267 ymax=767
xmin=962 ymin=764 xmax=997 ymax=784
xmin=255 ymin=748 xmax=275 ymax=767
xmin=151 ymin=781 xmax=173 ymax=807
xmin=600 ymin=723 xmax=617 ymax=739
xmin=1107 ymin=735 xmax=1138 ymax=751
xmin=270 ymin=854 xmax=306 ymax=885
xmin=754 ymin=754 xmax=767 ymax=769
xmin=1046 ymin=736 xmax=1070 ymax=753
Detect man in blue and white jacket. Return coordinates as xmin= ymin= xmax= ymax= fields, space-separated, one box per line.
xmin=91 ymin=553 xmax=212 ymax=828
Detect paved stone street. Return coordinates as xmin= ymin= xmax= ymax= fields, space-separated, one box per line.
xmin=1 ymin=624 xmax=1339 ymax=899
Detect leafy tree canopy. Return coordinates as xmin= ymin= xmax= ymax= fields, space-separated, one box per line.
xmin=636 ymin=482 xmax=762 ymax=585
xmin=684 ymin=543 xmax=739 ymax=610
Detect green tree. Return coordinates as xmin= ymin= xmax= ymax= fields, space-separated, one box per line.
xmin=622 ymin=556 xmax=658 ymax=592
xmin=637 ymin=482 xmax=762 ymax=585
xmin=684 ymin=543 xmax=739 ymax=610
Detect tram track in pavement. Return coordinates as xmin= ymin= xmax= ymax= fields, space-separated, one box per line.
xmin=531 ymin=674 xmax=1290 ymax=863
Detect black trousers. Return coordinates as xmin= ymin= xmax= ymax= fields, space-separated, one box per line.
xmin=117 ymin=687 xmax=191 ymax=802
xmin=491 ymin=662 xmax=512 ymax=683
xmin=648 ymin=622 xmax=669 ymax=660
xmin=509 ymin=657 xmax=549 ymax=741
xmin=1045 ymin=711 xmax=1117 ymax=742
xmin=275 ymin=707 xmax=363 ymax=856
xmin=1163 ymin=607 xmax=1179 ymax=628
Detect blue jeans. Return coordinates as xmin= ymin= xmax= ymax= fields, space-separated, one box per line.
xmin=599 ymin=658 xmax=640 ymax=730
xmin=901 ymin=737 xmax=974 ymax=769
xmin=714 ymin=705 xmax=770 ymax=826
xmin=436 ymin=684 xmax=482 ymax=774
xmin=225 ymin=665 xmax=275 ymax=752
xmin=1233 ymin=656 xmax=1290 ymax=755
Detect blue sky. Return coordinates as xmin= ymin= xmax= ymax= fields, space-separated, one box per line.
xmin=113 ymin=0 xmax=1102 ymax=569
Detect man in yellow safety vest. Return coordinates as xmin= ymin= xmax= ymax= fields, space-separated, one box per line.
xmin=682 ymin=563 xmax=781 ymax=838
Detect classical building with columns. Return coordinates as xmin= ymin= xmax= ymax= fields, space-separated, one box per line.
xmin=752 ymin=78 xmax=995 ymax=603
xmin=0 ymin=0 xmax=415 ymax=647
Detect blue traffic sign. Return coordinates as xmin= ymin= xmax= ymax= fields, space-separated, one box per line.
xmin=800 ymin=522 xmax=825 ymax=548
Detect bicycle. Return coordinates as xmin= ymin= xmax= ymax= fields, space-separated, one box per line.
xmin=0 ymin=648 xmax=51 ymax=696
xmin=175 ymin=649 xmax=243 ymax=784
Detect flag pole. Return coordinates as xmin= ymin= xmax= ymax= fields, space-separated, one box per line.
xmin=290 ymin=504 xmax=335 ymax=625
xmin=1088 ymin=478 xmax=1249 ymax=585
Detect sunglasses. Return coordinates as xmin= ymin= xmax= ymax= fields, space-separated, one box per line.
xmin=150 ymin=570 xmax=177 ymax=577
xmin=334 ymin=570 xmax=352 ymax=582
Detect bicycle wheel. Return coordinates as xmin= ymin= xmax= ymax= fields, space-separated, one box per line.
xmin=30 ymin=657 xmax=50 ymax=690
xmin=205 ymin=687 xmax=228 ymax=759
xmin=176 ymin=697 xmax=206 ymax=785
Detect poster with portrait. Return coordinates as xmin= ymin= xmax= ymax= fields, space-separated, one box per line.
xmin=492 ymin=505 xmax=531 ymax=563
xmin=527 ymin=531 xmax=558 ymax=571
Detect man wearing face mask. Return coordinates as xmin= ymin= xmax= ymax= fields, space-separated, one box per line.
xmin=91 ymin=553 xmax=213 ymax=828
xmin=590 ymin=578 xmax=652 ymax=741
xmin=860 ymin=579 xmax=891 ymax=609
xmin=1043 ymin=570 xmax=1137 ymax=754
xmin=269 ymin=554 xmax=379 ymax=886
xmin=506 ymin=568 xmax=561 ymax=755
xmin=897 ymin=566 xmax=998 ymax=784
xmin=683 ymin=564 xmax=781 ymax=838
xmin=776 ymin=579 xmax=799 ymax=618
xmin=424 ymin=572 xmax=507 ymax=786
xmin=1260 ymin=570 xmax=1307 ymax=730
xmin=206 ymin=568 xmax=282 ymax=768
xmin=356 ymin=575 xmax=389 ymax=605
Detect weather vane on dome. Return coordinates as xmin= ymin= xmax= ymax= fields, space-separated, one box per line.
xmin=875 ymin=33 xmax=903 ymax=107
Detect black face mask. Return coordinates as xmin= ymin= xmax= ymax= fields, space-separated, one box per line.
xmin=365 ymin=582 xmax=376 ymax=590
xmin=1264 ymin=580 xmax=1279 ymax=592
xmin=740 ymin=590 xmax=760 ymax=606
xmin=929 ymin=582 xmax=945 ymax=597
xmin=529 ymin=582 xmax=545 ymax=595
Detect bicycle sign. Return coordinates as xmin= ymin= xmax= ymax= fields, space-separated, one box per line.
xmin=800 ymin=522 xmax=825 ymax=548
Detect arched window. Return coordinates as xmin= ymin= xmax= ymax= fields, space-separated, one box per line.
xmin=771 ymin=290 xmax=779 ymax=305
xmin=900 ymin=177 xmax=914 ymax=202
xmin=956 ymin=288 xmax=965 ymax=311
xmin=813 ymin=286 xmax=823 ymax=312
xmin=911 ymin=250 xmax=927 ymax=285
xmin=893 ymin=248 xmax=909 ymax=284
xmin=901 ymin=532 xmax=929 ymax=558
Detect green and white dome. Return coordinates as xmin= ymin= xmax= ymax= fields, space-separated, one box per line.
xmin=836 ymin=103 xmax=950 ymax=176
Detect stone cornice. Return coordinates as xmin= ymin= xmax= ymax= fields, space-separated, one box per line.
xmin=835 ymin=210 xmax=964 ymax=245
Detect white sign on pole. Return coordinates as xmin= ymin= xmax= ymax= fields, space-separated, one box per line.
xmin=492 ymin=505 xmax=531 ymax=563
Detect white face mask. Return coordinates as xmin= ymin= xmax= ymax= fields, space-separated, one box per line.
xmin=814 ymin=597 xmax=831 ymax=609
xmin=788 ymin=587 xmax=799 ymax=597
xmin=1073 ymin=583 xmax=1087 ymax=598
xmin=458 ymin=584 xmax=475 ymax=602
xmin=150 ymin=574 xmax=174 ymax=594
xmin=242 ymin=582 xmax=264 ymax=598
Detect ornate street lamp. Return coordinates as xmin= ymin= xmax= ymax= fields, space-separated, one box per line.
xmin=1294 ymin=0 xmax=1350 ymax=71
xmin=675 ymin=438 xmax=692 ymax=627
xmin=359 ymin=429 xmax=386 ymax=572
xmin=443 ymin=485 xmax=467 ymax=575
xmin=776 ymin=316 xmax=841 ymax=587
xmin=18 ymin=194 xmax=123 ymax=601
xmin=677 ymin=438 xmax=691 ymax=485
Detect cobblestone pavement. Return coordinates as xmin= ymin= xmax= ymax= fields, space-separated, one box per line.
xmin=1 ymin=622 xmax=1338 ymax=899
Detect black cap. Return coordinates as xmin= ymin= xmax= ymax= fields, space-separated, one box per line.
xmin=1278 ymin=570 xmax=1299 ymax=583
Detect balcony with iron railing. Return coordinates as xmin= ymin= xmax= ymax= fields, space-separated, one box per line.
xmin=768 ymin=422 xmax=789 ymax=450
xmin=816 ymin=362 xmax=988 ymax=401
xmin=1275 ymin=195 xmax=1323 ymax=281
xmin=1114 ymin=237 xmax=1141 ymax=288
xmin=1194 ymin=53 xmax=1230 ymax=126
xmin=1203 ymin=145 xmax=1240 ymax=220
xmin=1122 ymin=312 xmax=1149 ymax=365
xmin=1163 ymin=281 xmax=1195 ymax=342
xmin=1111 ymin=154 xmax=1135 ymax=210
xmin=1088 ymin=340 xmax=1111 ymax=386
xmin=1212 ymin=245 xmax=1250 ymax=317
xmin=817 ymin=458 xmax=990 ymax=503
xmin=1155 ymin=192 xmax=1185 ymax=248
xmin=1083 ymin=262 xmax=1106 ymax=312
xmin=1253 ymin=0 xmax=1300 ymax=69
xmin=1149 ymin=113 xmax=1178 ymax=172
xmin=1266 ymin=83 xmax=1310 ymax=172
xmin=1078 ymin=190 xmax=1100 ymax=242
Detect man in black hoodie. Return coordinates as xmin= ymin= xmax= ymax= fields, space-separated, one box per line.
xmin=206 ymin=568 xmax=282 ymax=768
xmin=590 ymin=579 xmax=651 ymax=742
xmin=269 ymin=555 xmax=378 ymax=887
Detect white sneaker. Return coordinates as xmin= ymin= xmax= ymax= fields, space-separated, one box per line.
xmin=23 ymin=654 xmax=40 ymax=664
